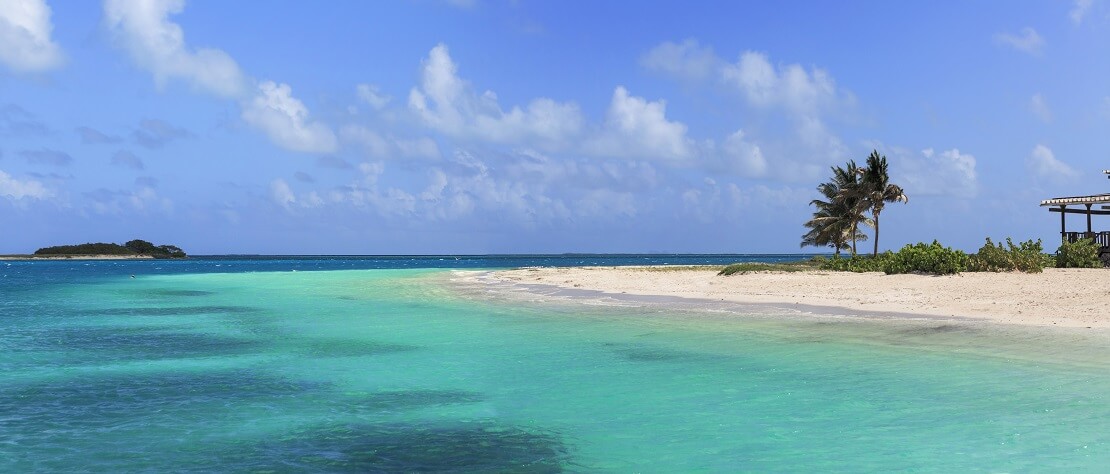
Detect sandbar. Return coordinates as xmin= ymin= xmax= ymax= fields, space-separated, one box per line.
xmin=477 ymin=266 xmax=1110 ymax=328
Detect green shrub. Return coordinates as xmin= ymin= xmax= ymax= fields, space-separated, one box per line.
xmin=819 ymin=253 xmax=893 ymax=273
xmin=1007 ymin=238 xmax=1045 ymax=273
xmin=883 ymin=240 xmax=969 ymax=275
xmin=1055 ymin=239 xmax=1101 ymax=268
xmin=970 ymin=238 xmax=1009 ymax=272
xmin=969 ymin=237 xmax=1045 ymax=273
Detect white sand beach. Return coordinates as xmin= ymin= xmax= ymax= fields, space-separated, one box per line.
xmin=479 ymin=267 xmax=1110 ymax=328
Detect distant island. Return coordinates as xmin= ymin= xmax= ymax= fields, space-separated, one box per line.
xmin=12 ymin=239 xmax=188 ymax=260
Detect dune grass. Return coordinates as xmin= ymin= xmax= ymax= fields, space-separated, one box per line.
xmin=717 ymin=259 xmax=822 ymax=276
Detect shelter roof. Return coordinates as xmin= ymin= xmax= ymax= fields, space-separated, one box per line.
xmin=1040 ymin=193 xmax=1110 ymax=206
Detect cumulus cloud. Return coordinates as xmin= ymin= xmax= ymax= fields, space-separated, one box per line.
xmin=408 ymin=43 xmax=583 ymax=147
xmin=104 ymin=0 xmax=336 ymax=154
xmin=111 ymin=150 xmax=144 ymax=170
xmin=720 ymin=50 xmax=850 ymax=165
xmin=1027 ymin=144 xmax=1079 ymax=182
xmin=0 ymin=168 xmax=50 ymax=200
xmin=270 ymin=178 xmax=296 ymax=209
xmin=906 ymin=148 xmax=978 ymax=198
xmin=133 ymin=118 xmax=192 ymax=148
xmin=241 ymin=81 xmax=338 ymax=154
xmin=76 ymin=126 xmax=123 ymax=144
xmin=870 ymin=144 xmax=978 ymax=198
xmin=356 ymin=83 xmax=391 ymax=110
xmin=994 ymin=27 xmax=1044 ymax=56
xmin=269 ymin=178 xmax=326 ymax=212
xmin=584 ymin=86 xmax=693 ymax=162
xmin=640 ymin=39 xmax=717 ymax=81
xmin=1030 ymin=93 xmax=1052 ymax=123
xmin=103 ymin=0 xmax=247 ymax=97
xmin=20 ymin=148 xmax=72 ymax=166
xmin=1071 ymin=0 xmax=1094 ymax=24
xmin=340 ymin=125 xmax=441 ymax=160
xmin=720 ymin=130 xmax=767 ymax=177
xmin=0 ymin=0 xmax=64 ymax=73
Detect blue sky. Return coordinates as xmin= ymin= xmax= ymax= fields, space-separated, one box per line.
xmin=2 ymin=1 xmax=1109 ymax=254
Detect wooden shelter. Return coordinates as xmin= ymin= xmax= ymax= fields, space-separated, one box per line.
xmin=1040 ymin=170 xmax=1110 ymax=260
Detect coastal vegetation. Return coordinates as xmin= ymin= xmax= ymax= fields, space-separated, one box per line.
xmin=801 ymin=150 xmax=907 ymax=257
xmin=717 ymin=259 xmax=823 ymax=275
xmin=34 ymin=239 xmax=187 ymax=259
xmin=1054 ymin=239 xmax=1102 ymax=268
xmin=817 ymin=239 xmax=1047 ymax=275
xmin=968 ymin=238 xmax=1047 ymax=273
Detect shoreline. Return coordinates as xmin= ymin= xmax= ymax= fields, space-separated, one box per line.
xmin=467 ymin=266 xmax=1110 ymax=329
xmin=0 ymin=254 xmax=156 ymax=261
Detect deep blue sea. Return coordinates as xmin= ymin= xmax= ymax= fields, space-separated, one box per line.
xmin=2 ymin=255 xmax=1108 ymax=472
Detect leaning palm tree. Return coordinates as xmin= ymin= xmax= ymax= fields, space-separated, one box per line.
xmin=858 ymin=150 xmax=908 ymax=256
xmin=802 ymin=162 xmax=870 ymax=256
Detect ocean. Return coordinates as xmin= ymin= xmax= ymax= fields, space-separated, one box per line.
xmin=1 ymin=256 xmax=1107 ymax=472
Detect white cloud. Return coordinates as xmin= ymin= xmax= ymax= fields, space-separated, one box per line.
xmin=874 ymin=144 xmax=978 ymax=198
xmin=720 ymin=50 xmax=850 ymax=164
xmin=0 ymin=0 xmax=64 ymax=73
xmin=340 ymin=125 xmax=440 ymax=160
xmin=584 ymin=86 xmax=692 ymax=162
xmin=408 ymin=43 xmax=583 ymax=146
xmin=0 ymin=168 xmax=50 ymax=199
xmin=356 ymin=83 xmax=391 ymax=110
xmin=105 ymin=0 xmax=336 ymax=154
xmin=640 ymin=39 xmax=717 ymax=81
xmin=1071 ymin=0 xmax=1094 ymax=24
xmin=341 ymin=125 xmax=390 ymax=157
xmin=720 ymin=129 xmax=767 ymax=177
xmin=104 ymin=0 xmax=247 ymax=97
xmin=242 ymin=81 xmax=338 ymax=153
xmin=722 ymin=51 xmax=842 ymax=118
xmin=395 ymin=137 xmax=440 ymax=159
xmin=993 ymin=27 xmax=1044 ymax=56
xmin=1030 ymin=93 xmax=1052 ymax=123
xmin=1028 ymin=144 xmax=1079 ymax=182
xmin=270 ymin=178 xmax=296 ymax=209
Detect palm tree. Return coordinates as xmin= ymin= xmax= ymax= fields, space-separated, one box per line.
xmin=858 ymin=150 xmax=908 ymax=256
xmin=802 ymin=162 xmax=870 ymax=256
xmin=834 ymin=161 xmax=870 ymax=255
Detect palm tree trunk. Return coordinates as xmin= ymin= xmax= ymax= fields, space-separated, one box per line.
xmin=851 ymin=222 xmax=857 ymax=256
xmin=872 ymin=210 xmax=881 ymax=256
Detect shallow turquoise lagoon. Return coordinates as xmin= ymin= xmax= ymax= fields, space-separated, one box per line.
xmin=2 ymin=265 xmax=1108 ymax=471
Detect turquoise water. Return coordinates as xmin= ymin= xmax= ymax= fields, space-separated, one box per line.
xmin=2 ymin=261 xmax=1109 ymax=471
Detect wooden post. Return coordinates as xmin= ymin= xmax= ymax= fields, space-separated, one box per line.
xmin=1086 ymin=204 xmax=1093 ymax=234
xmin=1060 ymin=205 xmax=1067 ymax=241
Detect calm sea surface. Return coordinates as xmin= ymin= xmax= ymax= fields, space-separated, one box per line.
xmin=2 ymin=256 xmax=1108 ymax=472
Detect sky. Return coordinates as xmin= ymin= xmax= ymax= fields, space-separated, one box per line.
xmin=2 ymin=0 xmax=1110 ymax=254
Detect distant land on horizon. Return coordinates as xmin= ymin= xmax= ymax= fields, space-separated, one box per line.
xmin=0 ymin=239 xmax=189 ymax=260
